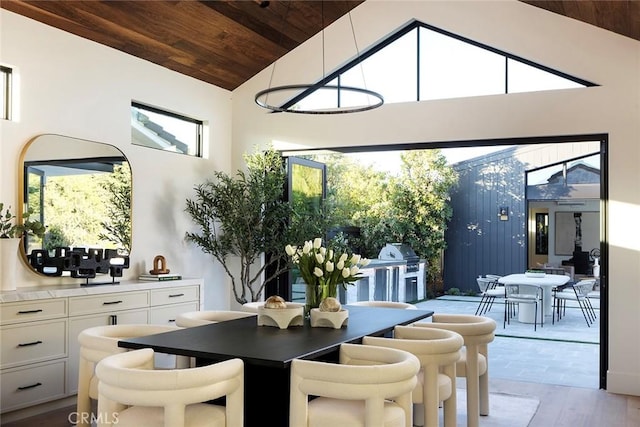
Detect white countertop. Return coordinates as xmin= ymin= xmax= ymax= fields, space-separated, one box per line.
xmin=0 ymin=277 xmax=202 ymax=303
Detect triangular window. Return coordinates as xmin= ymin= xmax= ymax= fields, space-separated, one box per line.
xmin=287 ymin=21 xmax=595 ymax=110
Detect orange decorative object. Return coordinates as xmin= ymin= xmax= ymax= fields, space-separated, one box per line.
xmin=149 ymin=255 xmax=170 ymax=274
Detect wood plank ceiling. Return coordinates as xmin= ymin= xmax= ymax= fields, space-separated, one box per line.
xmin=1 ymin=0 xmax=638 ymax=91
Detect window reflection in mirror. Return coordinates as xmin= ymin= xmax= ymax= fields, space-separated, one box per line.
xmin=20 ymin=135 xmax=132 ymax=273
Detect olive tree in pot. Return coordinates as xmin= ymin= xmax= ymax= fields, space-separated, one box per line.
xmin=185 ymin=148 xmax=327 ymax=304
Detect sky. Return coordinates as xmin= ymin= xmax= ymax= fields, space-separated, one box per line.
xmin=345 ymin=145 xmax=510 ymax=174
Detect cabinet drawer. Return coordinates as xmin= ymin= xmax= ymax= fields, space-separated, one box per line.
xmin=1 ymin=319 xmax=67 ymax=369
xmin=1 ymin=360 xmax=66 ymax=413
xmin=0 ymin=299 xmax=67 ymax=325
xmin=150 ymin=302 xmax=199 ymax=326
xmin=67 ymin=309 xmax=149 ymax=395
xmin=150 ymin=286 xmax=200 ymax=306
xmin=69 ymin=291 xmax=149 ymax=316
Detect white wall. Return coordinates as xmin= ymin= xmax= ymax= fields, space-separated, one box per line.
xmin=3 ymin=0 xmax=639 ymax=397
xmin=232 ymin=1 xmax=640 ymax=395
xmin=0 ymin=10 xmax=234 ymax=310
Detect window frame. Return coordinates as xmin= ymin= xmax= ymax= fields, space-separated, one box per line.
xmin=131 ymin=101 xmax=203 ymax=157
xmin=1 ymin=65 xmax=12 ymax=121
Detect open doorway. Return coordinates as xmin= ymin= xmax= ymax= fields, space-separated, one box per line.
xmin=280 ymin=134 xmax=607 ymax=390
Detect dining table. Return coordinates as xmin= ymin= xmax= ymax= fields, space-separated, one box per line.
xmin=119 ymin=304 xmax=433 ymax=427
xmin=498 ymin=273 xmax=570 ymax=323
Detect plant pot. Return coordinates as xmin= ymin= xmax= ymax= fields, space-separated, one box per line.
xmin=310 ymin=308 xmax=349 ymax=329
xmin=1 ymin=238 xmax=21 ymax=291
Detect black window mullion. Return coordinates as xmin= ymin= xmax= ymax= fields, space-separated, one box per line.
xmin=505 ymin=57 xmax=509 ymax=94
xmin=416 ymin=27 xmax=421 ymax=102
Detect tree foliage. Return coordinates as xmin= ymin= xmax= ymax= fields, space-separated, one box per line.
xmin=185 ymin=148 xmax=329 ymax=304
xmin=99 ymin=164 xmax=132 ymax=253
xmin=317 ymin=150 xmax=458 ymax=284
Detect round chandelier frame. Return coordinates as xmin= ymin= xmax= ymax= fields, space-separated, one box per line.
xmin=254 ymin=3 xmax=383 ymax=115
xmin=255 ymin=84 xmax=384 ymax=114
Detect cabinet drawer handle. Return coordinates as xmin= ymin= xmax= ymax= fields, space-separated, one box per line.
xmin=102 ymin=300 xmax=123 ymax=305
xmin=18 ymin=340 xmax=43 ymax=347
xmin=168 ymin=319 xmax=176 ymax=323
xmin=18 ymin=382 xmax=43 ymax=391
xmin=168 ymin=293 xmax=185 ymax=298
xmin=17 ymin=309 xmax=44 ymax=314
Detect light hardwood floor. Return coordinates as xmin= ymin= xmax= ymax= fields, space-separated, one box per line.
xmin=2 ymin=378 xmax=639 ymax=427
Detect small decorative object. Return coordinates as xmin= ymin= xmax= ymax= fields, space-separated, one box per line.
xmin=264 ymin=295 xmax=287 ymax=309
xmin=319 ymin=297 xmax=342 ymax=312
xmin=28 ymin=247 xmax=130 ymax=285
xmin=285 ymin=238 xmax=370 ymax=315
xmin=525 ymin=269 xmax=546 ymax=278
xmin=149 ymin=255 xmax=170 ymax=274
xmin=310 ymin=308 xmax=349 ymax=329
xmin=257 ymin=301 xmax=304 ymax=329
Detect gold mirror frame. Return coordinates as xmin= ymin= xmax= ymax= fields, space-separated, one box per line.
xmin=18 ymin=134 xmax=132 ymax=277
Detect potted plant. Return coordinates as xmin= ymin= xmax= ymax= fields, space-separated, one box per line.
xmin=1 ymin=203 xmax=46 ymax=239
xmin=1 ymin=202 xmax=45 ymax=290
xmin=185 ymin=148 xmax=330 ymax=305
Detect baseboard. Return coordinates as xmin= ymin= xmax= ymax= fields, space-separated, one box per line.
xmin=607 ymin=370 xmax=640 ymax=396
xmin=0 ymin=396 xmax=75 ymax=424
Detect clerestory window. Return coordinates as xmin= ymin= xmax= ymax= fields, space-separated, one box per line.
xmin=131 ymin=101 xmax=203 ymax=157
xmin=1 ymin=65 xmax=12 ymax=121
xmin=288 ymin=21 xmax=594 ymax=111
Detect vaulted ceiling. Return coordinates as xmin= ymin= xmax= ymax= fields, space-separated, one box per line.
xmin=2 ymin=1 xmax=638 ymax=91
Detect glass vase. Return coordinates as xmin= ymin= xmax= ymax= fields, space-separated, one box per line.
xmin=305 ymin=282 xmax=338 ymax=316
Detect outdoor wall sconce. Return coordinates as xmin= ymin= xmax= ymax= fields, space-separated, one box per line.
xmin=498 ymin=206 xmax=509 ymax=221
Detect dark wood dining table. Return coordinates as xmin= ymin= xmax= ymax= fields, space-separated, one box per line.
xmin=119 ymin=305 xmax=433 ymax=427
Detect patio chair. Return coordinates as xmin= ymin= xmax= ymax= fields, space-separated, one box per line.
xmin=552 ymin=279 xmax=597 ymax=327
xmin=474 ymin=275 xmax=504 ymax=316
xmin=504 ymin=283 xmax=544 ymax=331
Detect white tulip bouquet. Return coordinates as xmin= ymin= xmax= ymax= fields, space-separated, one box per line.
xmin=286 ymin=238 xmax=370 ymax=310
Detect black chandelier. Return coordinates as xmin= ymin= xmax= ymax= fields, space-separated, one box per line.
xmin=254 ymin=2 xmax=384 ymax=115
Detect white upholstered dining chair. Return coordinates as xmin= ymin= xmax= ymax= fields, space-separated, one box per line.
xmin=175 ymin=310 xmax=255 ymax=327
xmin=349 ymin=300 xmax=418 ymax=309
xmin=95 ymin=348 xmax=244 ymax=427
xmin=289 ymin=342 xmax=420 ymax=427
xmin=363 ymin=326 xmax=464 ymax=427
xmin=76 ymin=324 xmax=187 ymax=426
xmin=413 ymin=314 xmax=496 ymax=427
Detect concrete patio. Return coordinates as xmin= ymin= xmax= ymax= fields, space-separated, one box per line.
xmin=414 ymin=294 xmax=600 ymax=389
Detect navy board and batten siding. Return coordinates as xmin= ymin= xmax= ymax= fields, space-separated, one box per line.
xmin=444 ymin=147 xmax=526 ymax=293
xmin=442 ymin=141 xmax=600 ymax=294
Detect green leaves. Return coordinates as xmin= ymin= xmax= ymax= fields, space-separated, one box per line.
xmin=0 ymin=203 xmax=45 ymax=239
xmin=185 ymin=147 xmax=306 ymax=303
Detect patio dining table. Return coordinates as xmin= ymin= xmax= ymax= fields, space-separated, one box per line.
xmin=498 ymin=273 xmax=570 ymax=323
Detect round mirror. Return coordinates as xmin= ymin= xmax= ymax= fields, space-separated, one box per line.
xmin=19 ymin=134 xmax=132 ymax=278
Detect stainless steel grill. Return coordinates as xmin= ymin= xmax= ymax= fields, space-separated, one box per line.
xmin=378 ymin=243 xmax=420 ymax=273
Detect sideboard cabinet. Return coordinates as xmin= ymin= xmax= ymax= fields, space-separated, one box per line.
xmin=0 ymin=278 xmax=201 ymax=418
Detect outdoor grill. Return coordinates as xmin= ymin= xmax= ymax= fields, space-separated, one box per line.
xmin=378 ymin=243 xmax=420 ymax=273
